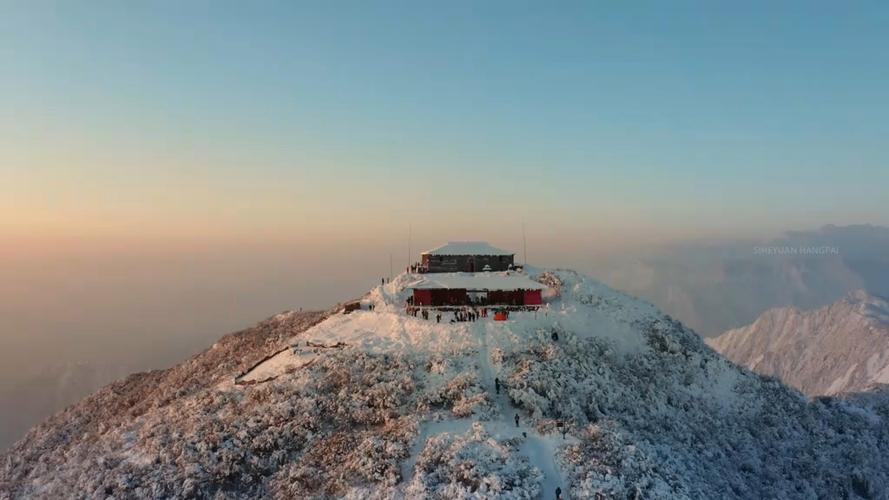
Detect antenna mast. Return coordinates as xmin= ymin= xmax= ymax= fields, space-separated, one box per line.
xmin=522 ymin=222 xmax=527 ymax=267
xmin=407 ymin=223 xmax=412 ymax=271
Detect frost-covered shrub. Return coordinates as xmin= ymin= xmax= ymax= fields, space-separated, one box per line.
xmin=1 ymin=317 xmax=429 ymax=499
xmin=405 ymin=423 xmax=542 ymax=499
xmin=271 ymin=419 xmax=412 ymax=498
xmin=561 ymin=423 xmax=683 ymax=499
xmin=419 ymin=373 xmax=491 ymax=418
xmin=426 ymin=354 xmax=452 ymax=375
xmin=497 ymin=314 xmax=889 ymax=499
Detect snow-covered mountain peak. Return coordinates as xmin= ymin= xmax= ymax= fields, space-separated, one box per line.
xmin=4 ymin=269 xmax=889 ymax=499
xmin=841 ymin=289 xmax=889 ymax=325
xmin=846 ymin=288 xmax=875 ymax=303
xmin=709 ymin=290 xmax=889 ymax=397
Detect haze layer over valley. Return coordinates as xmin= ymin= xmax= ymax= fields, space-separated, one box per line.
xmin=598 ymin=225 xmax=889 ymax=337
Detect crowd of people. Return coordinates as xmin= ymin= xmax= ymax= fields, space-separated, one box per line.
xmin=405 ymin=305 xmax=498 ymax=323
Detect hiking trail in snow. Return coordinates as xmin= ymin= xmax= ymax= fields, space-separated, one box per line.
xmin=479 ymin=319 xmax=567 ymax=500
xmin=398 ymin=316 xmax=568 ymax=499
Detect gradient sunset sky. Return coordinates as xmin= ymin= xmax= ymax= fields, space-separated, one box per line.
xmin=4 ymin=1 xmax=888 ymax=250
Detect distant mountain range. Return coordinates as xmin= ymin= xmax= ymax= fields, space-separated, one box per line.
xmin=707 ymin=290 xmax=889 ymax=396
xmin=598 ymin=224 xmax=889 ymax=337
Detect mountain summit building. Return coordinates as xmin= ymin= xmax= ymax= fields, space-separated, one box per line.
xmin=408 ymin=273 xmax=544 ymax=308
xmin=408 ymin=241 xmax=542 ymax=309
xmin=420 ymin=241 xmax=515 ymax=273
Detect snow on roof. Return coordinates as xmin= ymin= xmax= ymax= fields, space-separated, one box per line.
xmin=422 ymin=241 xmax=514 ymax=256
xmin=407 ymin=272 xmax=546 ymax=291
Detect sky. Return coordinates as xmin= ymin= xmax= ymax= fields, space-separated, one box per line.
xmin=1 ymin=2 xmax=889 ymax=403
xmin=4 ymin=1 xmax=889 ymax=244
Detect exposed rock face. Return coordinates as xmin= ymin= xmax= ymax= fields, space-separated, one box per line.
xmin=707 ymin=290 xmax=889 ymax=396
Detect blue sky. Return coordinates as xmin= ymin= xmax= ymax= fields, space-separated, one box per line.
xmin=3 ymin=1 xmax=888 ymax=244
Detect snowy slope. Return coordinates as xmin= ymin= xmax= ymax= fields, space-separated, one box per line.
xmin=708 ymin=290 xmax=889 ymax=396
xmin=3 ymin=270 xmax=889 ymax=499
xmin=0 ymin=361 xmax=135 ymax=452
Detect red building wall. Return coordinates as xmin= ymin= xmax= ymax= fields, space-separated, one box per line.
xmin=433 ymin=289 xmax=468 ymax=306
xmin=413 ymin=289 xmax=433 ymax=306
xmin=414 ymin=288 xmax=542 ymax=306
xmin=413 ymin=289 xmax=468 ymax=306
xmin=523 ymin=289 xmax=542 ymax=306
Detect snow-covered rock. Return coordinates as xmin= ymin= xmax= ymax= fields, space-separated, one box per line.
xmin=2 ymin=271 xmax=889 ymax=499
xmin=708 ymin=290 xmax=889 ymax=396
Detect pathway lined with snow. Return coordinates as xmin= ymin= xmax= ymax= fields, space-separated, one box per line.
xmin=476 ymin=319 xmax=567 ymax=500
xmin=396 ymin=311 xmax=569 ymax=498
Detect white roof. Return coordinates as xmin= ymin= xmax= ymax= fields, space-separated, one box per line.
xmin=408 ymin=272 xmax=545 ymax=291
xmin=422 ymin=241 xmax=514 ymax=256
